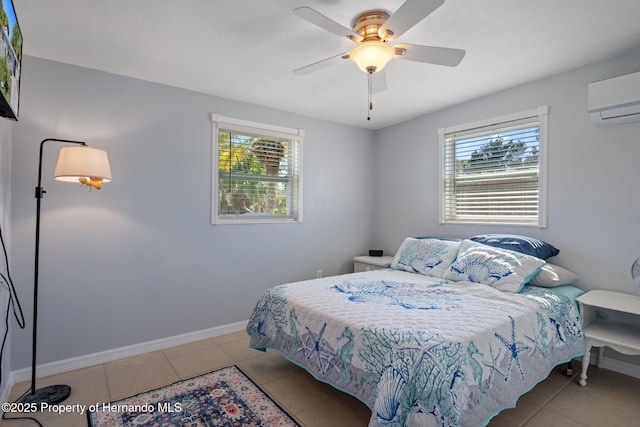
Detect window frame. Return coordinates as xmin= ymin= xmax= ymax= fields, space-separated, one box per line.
xmin=438 ymin=106 xmax=548 ymax=228
xmin=210 ymin=113 xmax=303 ymax=225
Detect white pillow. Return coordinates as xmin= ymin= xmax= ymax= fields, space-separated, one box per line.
xmin=528 ymin=263 xmax=580 ymax=287
xmin=391 ymin=238 xmax=462 ymax=278
xmin=443 ymin=239 xmax=545 ymax=293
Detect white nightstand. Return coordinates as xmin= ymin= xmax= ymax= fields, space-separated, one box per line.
xmin=576 ymin=290 xmax=640 ymax=386
xmin=353 ymin=255 xmax=394 ymax=272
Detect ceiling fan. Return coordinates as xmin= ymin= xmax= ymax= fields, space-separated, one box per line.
xmin=292 ymin=0 xmax=466 ymax=119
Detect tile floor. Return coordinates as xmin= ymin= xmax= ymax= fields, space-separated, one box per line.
xmin=4 ymin=331 xmax=640 ymax=426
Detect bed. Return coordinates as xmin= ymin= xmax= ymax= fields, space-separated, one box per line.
xmin=247 ymin=236 xmax=585 ymax=426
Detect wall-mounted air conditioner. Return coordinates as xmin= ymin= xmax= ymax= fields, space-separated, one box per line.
xmin=588 ymin=70 xmax=640 ymax=126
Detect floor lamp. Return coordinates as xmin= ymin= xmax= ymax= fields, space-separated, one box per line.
xmin=19 ymin=138 xmax=112 ymax=405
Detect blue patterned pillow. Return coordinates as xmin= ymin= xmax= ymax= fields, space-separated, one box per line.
xmin=469 ymin=234 xmax=559 ymax=260
xmin=391 ymin=238 xmax=462 ymax=278
xmin=443 ymin=239 xmax=546 ymax=292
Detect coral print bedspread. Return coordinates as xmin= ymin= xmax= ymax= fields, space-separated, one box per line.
xmin=247 ymin=269 xmax=584 ymax=427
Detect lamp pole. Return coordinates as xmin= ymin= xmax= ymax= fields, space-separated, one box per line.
xmin=21 ymin=139 xmax=87 ymax=405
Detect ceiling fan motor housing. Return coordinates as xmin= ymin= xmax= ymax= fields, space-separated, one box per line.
xmin=351 ymin=10 xmax=391 ymax=41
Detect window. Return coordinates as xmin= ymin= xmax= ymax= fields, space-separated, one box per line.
xmin=439 ymin=106 xmax=548 ymax=227
xmin=211 ymin=114 xmax=303 ymax=224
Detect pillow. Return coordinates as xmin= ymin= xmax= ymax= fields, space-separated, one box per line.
xmin=528 ymin=263 xmax=580 ymax=287
xmin=391 ymin=237 xmax=462 ymax=278
xmin=469 ymin=234 xmax=559 ymax=260
xmin=443 ymin=239 xmax=546 ymax=293
xmin=414 ymin=236 xmax=462 ymax=242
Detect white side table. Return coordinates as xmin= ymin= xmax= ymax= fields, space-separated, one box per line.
xmin=576 ymin=290 xmax=640 ymax=386
xmin=353 ymin=255 xmax=394 ymax=272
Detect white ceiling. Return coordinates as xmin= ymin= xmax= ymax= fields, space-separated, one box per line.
xmin=13 ymin=0 xmax=640 ymax=129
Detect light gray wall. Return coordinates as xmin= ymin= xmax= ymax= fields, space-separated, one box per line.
xmin=373 ymin=49 xmax=640 ymax=297
xmin=9 ymin=56 xmax=376 ymax=368
xmin=0 ymin=116 xmax=13 ymax=395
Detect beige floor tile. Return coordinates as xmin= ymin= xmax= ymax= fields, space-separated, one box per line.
xmin=296 ymin=390 xmax=371 ymax=427
xmin=43 ymin=364 xmax=106 ymax=384
xmin=487 ymin=397 xmax=542 ymax=427
xmin=523 ymin=408 xmax=585 ymax=427
xmin=545 ymin=385 xmax=639 ymax=427
xmin=524 ymin=408 xmax=587 ymax=427
xmin=104 ymin=350 xmax=167 ymax=371
xmin=65 ymin=372 xmax=110 ymax=406
xmin=31 ymin=412 xmax=88 ymax=427
xmin=165 ymin=341 xmax=234 ymax=379
xmin=514 ymin=375 xmax=568 ymax=407
xmin=211 ymin=330 xmax=250 ymax=345
xmin=259 ymin=370 xmax=336 ymax=415
xmin=1 ymin=412 xmax=26 ymax=425
xmin=162 ymin=338 xmax=217 ymax=358
xmin=565 ymin=367 xmax=640 ymax=413
xmin=238 ymin=350 xmax=304 ymax=384
xmin=2 ymin=412 xmax=87 ymax=427
xmin=219 ymin=336 xmax=263 ymax=362
xmin=7 ymin=380 xmax=32 ymax=404
xmin=104 ymin=354 xmax=179 ymax=401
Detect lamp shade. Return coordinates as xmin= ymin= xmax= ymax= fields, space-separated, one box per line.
xmin=54 ymin=146 xmax=112 ymax=183
xmin=349 ymin=40 xmax=395 ymax=73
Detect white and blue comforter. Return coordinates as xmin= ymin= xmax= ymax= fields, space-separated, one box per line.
xmin=247 ymin=269 xmax=584 ymax=426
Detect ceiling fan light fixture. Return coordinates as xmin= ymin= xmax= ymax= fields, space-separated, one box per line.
xmin=349 ymin=40 xmax=394 ymax=73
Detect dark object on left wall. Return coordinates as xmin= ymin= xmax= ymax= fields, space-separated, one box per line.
xmin=369 ymin=250 xmax=383 ymax=257
xmin=0 ymin=0 xmax=23 ymax=120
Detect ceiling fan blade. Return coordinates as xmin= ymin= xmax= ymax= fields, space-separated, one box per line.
xmin=293 ymin=52 xmax=350 ymax=75
xmin=293 ymin=6 xmax=362 ymax=42
xmin=394 ymin=43 xmax=466 ymax=67
xmin=379 ymin=0 xmax=444 ymax=40
xmin=372 ymin=69 xmax=387 ymax=94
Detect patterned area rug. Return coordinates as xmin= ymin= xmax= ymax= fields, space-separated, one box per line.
xmin=87 ymin=365 xmax=300 ymax=427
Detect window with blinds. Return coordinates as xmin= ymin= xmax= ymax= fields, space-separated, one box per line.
xmin=439 ymin=106 xmax=548 ymax=227
xmin=210 ymin=114 xmax=303 ymax=224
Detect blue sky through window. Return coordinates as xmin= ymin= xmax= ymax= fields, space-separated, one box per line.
xmin=1 ymin=0 xmax=18 ymax=37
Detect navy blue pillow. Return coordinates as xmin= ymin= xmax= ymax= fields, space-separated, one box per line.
xmin=469 ymin=234 xmax=559 ymax=260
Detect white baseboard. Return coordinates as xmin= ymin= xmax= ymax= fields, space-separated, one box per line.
xmin=587 ymin=348 xmax=640 ymax=379
xmin=10 ymin=320 xmax=248 ymax=384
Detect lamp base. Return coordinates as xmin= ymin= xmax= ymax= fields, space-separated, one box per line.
xmin=18 ymin=384 xmax=71 ymax=405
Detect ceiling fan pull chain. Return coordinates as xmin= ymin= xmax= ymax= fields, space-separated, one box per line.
xmin=367 ymin=70 xmax=373 ymax=121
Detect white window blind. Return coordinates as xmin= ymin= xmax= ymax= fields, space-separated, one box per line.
xmin=439 ymin=107 xmax=548 ymax=227
xmin=211 ymin=114 xmax=303 ymax=224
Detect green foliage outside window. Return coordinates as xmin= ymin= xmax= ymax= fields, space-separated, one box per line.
xmin=218 ymin=131 xmax=290 ymax=216
xmin=457 ymin=134 xmax=539 ymax=173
